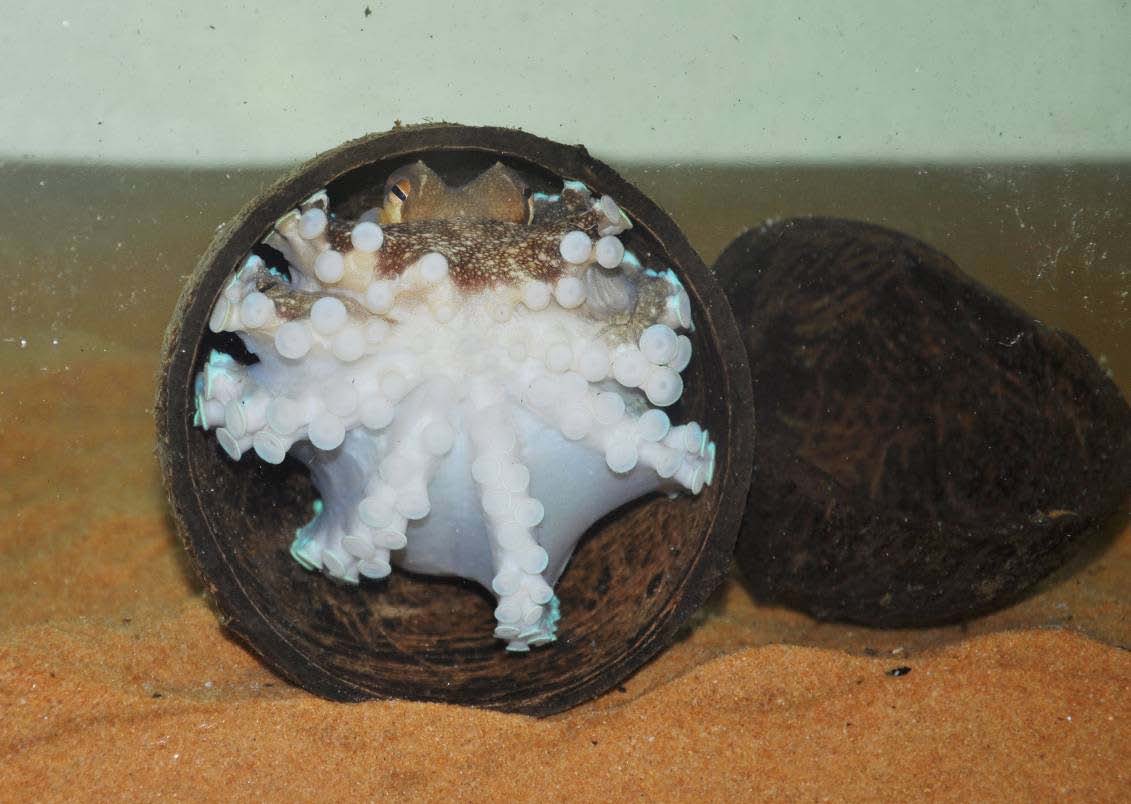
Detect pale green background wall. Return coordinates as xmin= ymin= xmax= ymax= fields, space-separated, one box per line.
xmin=3 ymin=0 xmax=1128 ymax=165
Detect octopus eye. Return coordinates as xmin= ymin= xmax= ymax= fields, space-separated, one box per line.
xmin=388 ymin=179 xmax=411 ymax=204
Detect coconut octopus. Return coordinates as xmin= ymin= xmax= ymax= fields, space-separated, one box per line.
xmin=194 ymin=161 xmax=716 ymax=652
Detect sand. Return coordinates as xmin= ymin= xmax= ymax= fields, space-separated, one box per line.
xmin=1 ymin=163 xmax=1129 ymax=801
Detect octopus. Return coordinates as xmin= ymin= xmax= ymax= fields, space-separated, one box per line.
xmin=194 ymin=161 xmax=716 ymax=651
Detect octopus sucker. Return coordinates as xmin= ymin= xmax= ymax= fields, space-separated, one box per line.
xmin=194 ymin=162 xmax=716 ymax=652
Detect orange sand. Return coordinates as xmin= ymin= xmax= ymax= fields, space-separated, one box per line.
xmin=3 ymin=613 xmax=1126 ymax=801
xmin=1 ymin=337 xmax=1128 ymax=802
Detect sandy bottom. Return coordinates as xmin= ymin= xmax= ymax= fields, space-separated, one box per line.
xmin=0 ymin=337 xmax=1127 ymax=801
xmin=1 ymin=162 xmax=1129 ymax=800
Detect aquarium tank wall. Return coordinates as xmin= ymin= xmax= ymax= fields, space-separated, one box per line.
xmin=1 ymin=0 xmax=1129 ymax=797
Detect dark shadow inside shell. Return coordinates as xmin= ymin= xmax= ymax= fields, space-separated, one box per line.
xmin=156 ymin=125 xmax=753 ymax=715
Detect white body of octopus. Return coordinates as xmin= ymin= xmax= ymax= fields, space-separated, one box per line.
xmin=195 ymin=188 xmax=715 ymax=651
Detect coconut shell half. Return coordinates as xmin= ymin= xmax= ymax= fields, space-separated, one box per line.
xmin=155 ymin=124 xmax=754 ymax=716
xmin=716 ymin=217 xmax=1131 ymax=628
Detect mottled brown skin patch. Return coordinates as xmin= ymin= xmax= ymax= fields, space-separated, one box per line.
xmin=324 ymin=206 xmax=605 ymax=294
xmin=376 ymin=211 xmax=602 ymax=292
xmin=326 ymin=222 xmax=353 ymax=253
xmin=259 ymin=278 xmax=369 ymax=321
xmin=599 ymin=276 xmax=676 ymax=344
xmin=530 ymin=187 xmax=593 ymax=225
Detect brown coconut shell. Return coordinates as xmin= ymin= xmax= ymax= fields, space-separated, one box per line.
xmin=715 ymin=217 xmax=1131 ymax=628
xmin=154 ymin=124 xmax=754 ymax=716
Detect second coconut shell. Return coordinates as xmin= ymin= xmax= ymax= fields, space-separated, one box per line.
xmin=715 ymin=217 xmax=1131 ymax=628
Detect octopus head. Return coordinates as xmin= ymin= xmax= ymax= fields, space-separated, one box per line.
xmin=380 ymin=161 xmax=533 ymax=225
xmin=195 ymin=161 xmax=716 ymax=652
